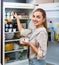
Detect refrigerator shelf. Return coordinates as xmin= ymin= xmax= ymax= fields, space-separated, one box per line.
xmin=5 ymin=31 xmax=20 ymax=34
xmin=5 ymin=18 xmax=31 ymax=21
xmin=5 ymin=39 xmax=20 ymax=42
xmin=5 ymin=59 xmax=29 ymax=65
xmin=5 ymin=48 xmax=28 ymax=53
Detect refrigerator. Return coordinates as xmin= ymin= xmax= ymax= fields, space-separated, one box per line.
xmin=3 ymin=2 xmax=34 ymax=65
xmin=3 ymin=2 xmax=59 ymax=65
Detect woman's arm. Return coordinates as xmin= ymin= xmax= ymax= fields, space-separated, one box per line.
xmin=13 ymin=12 xmax=32 ymax=37
xmin=13 ymin=12 xmax=23 ymax=32
xmin=20 ymin=41 xmax=38 ymax=55
xmin=20 ymin=31 xmax=48 ymax=57
xmin=29 ymin=42 xmax=38 ymax=54
xmin=16 ymin=17 xmax=23 ymax=32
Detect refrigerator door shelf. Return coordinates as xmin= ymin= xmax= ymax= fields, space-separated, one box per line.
xmin=5 ymin=59 xmax=29 ymax=65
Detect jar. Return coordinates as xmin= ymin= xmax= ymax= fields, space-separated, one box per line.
xmin=13 ymin=28 xmax=16 ymax=32
xmin=8 ymin=28 xmax=12 ymax=32
xmin=14 ymin=43 xmax=19 ymax=50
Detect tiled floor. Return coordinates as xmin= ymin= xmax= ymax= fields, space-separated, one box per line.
xmin=46 ymin=41 xmax=59 ymax=65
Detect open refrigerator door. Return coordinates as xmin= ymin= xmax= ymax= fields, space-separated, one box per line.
xmin=3 ymin=2 xmax=34 ymax=65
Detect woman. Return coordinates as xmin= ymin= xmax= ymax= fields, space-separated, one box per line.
xmin=13 ymin=8 xmax=48 ymax=65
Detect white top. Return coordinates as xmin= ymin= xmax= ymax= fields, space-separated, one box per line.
xmin=20 ymin=27 xmax=48 ymax=60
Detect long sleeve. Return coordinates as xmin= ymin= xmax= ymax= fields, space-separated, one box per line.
xmin=20 ymin=28 xmax=32 ymax=37
xmin=36 ymin=31 xmax=48 ymax=59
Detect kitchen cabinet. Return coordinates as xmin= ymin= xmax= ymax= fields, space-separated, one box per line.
xmin=3 ymin=2 xmax=34 ymax=65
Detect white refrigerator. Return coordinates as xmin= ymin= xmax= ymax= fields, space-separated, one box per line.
xmin=3 ymin=2 xmax=34 ymax=65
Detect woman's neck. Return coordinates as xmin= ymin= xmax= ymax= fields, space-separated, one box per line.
xmin=36 ymin=25 xmax=44 ymax=29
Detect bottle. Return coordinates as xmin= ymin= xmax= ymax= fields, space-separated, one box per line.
xmin=5 ymin=28 xmax=8 ymax=32
xmin=51 ymin=29 xmax=55 ymax=42
xmin=8 ymin=24 xmax=13 ymax=32
xmin=49 ymin=21 xmax=52 ymax=30
xmin=49 ymin=21 xmax=54 ymax=42
xmin=12 ymin=24 xmax=17 ymax=32
xmin=10 ymin=12 xmax=13 ymax=19
xmin=5 ymin=12 xmax=7 ymax=19
xmin=55 ymin=24 xmax=59 ymax=41
xmin=7 ymin=12 xmax=10 ymax=19
xmin=5 ymin=24 xmax=8 ymax=32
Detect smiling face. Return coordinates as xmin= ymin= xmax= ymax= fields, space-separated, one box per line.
xmin=32 ymin=11 xmax=45 ymax=28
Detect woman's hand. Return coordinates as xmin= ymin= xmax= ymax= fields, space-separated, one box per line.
xmin=12 ymin=12 xmax=18 ymax=19
xmin=20 ymin=40 xmax=38 ymax=54
xmin=20 ymin=40 xmax=30 ymax=46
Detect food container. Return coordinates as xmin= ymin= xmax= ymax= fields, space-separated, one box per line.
xmin=14 ymin=43 xmax=19 ymax=50
xmin=14 ymin=33 xmax=21 ymax=39
xmin=5 ymin=33 xmax=14 ymax=39
xmin=24 ymin=45 xmax=28 ymax=49
xmin=5 ymin=43 xmax=14 ymax=51
xmin=5 ymin=57 xmax=10 ymax=62
xmin=13 ymin=28 xmax=16 ymax=32
xmin=18 ymin=50 xmax=27 ymax=60
xmin=7 ymin=18 xmax=13 ymax=23
xmin=8 ymin=28 xmax=12 ymax=32
xmin=20 ymin=37 xmax=29 ymax=42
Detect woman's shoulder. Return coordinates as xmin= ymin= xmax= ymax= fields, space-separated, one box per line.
xmin=20 ymin=28 xmax=32 ymax=37
xmin=35 ymin=27 xmax=47 ymax=33
xmin=36 ymin=27 xmax=48 ymax=36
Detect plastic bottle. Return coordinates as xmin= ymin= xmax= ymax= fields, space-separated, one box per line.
xmin=51 ymin=27 xmax=55 ymax=42
xmin=49 ymin=21 xmax=55 ymax=42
